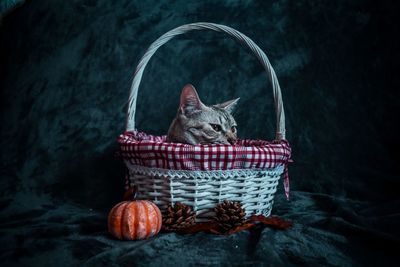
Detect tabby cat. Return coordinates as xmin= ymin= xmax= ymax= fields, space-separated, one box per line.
xmin=167 ymin=84 xmax=239 ymax=145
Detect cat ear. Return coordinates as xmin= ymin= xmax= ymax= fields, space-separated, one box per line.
xmin=179 ymin=84 xmax=205 ymax=115
xmin=214 ymin=98 xmax=240 ymax=113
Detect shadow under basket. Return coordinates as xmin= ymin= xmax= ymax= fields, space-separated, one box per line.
xmin=118 ymin=22 xmax=292 ymax=222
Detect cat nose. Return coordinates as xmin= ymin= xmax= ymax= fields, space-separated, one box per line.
xmin=226 ymin=135 xmax=237 ymax=145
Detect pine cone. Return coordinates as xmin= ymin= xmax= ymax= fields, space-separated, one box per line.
xmin=213 ymin=200 xmax=246 ymax=231
xmin=162 ymin=202 xmax=196 ymax=231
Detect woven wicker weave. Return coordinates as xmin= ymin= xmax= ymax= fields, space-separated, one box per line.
xmin=121 ymin=22 xmax=290 ymax=221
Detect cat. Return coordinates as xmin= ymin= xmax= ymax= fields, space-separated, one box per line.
xmin=166 ymin=84 xmax=239 ymax=145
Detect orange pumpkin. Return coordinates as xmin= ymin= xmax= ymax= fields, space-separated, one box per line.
xmin=108 ymin=197 xmax=162 ymax=240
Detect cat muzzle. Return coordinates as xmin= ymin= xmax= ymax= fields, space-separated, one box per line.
xmin=226 ymin=133 xmax=237 ymax=145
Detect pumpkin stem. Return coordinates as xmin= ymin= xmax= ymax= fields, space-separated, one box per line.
xmin=123 ymin=185 xmax=137 ymax=201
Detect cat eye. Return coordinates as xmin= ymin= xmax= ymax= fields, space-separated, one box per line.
xmin=210 ymin=123 xmax=222 ymax=132
xmin=231 ymin=126 xmax=236 ymax=133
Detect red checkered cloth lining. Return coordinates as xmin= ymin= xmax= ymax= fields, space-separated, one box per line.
xmin=118 ymin=131 xmax=292 ymax=198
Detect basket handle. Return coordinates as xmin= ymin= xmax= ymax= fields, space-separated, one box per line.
xmin=126 ymin=22 xmax=286 ymax=140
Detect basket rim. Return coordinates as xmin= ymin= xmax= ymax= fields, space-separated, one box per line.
xmin=119 ymin=130 xmax=290 ymax=149
xmin=118 ymin=131 xmax=291 ymax=172
xmin=125 ymin=162 xmax=286 ymax=180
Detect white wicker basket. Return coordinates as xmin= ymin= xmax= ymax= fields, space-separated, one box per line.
xmin=120 ymin=22 xmax=290 ymax=222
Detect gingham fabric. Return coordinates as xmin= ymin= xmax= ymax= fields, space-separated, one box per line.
xmin=118 ymin=131 xmax=291 ymax=170
xmin=118 ymin=131 xmax=292 ymax=198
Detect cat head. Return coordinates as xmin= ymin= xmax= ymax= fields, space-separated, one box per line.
xmin=167 ymin=84 xmax=239 ymax=145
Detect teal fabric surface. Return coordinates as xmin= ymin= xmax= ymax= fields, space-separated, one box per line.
xmin=0 ymin=0 xmax=24 ymax=18
xmin=0 ymin=0 xmax=398 ymax=266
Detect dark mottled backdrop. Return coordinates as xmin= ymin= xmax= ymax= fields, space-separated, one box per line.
xmin=0 ymin=0 xmax=398 ymax=266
